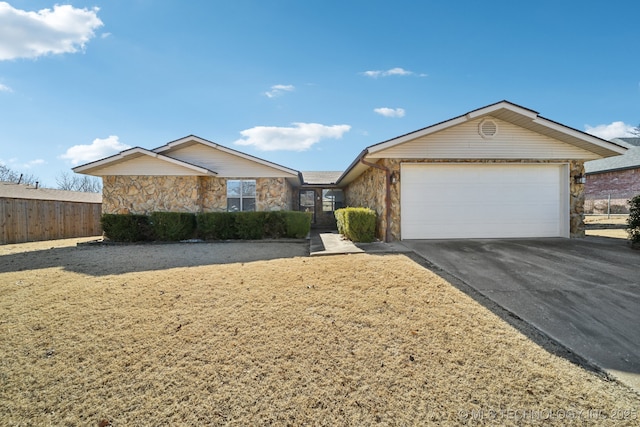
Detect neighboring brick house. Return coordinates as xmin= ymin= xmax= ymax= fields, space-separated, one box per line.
xmin=585 ymin=138 xmax=640 ymax=214
xmin=74 ymin=101 xmax=626 ymax=241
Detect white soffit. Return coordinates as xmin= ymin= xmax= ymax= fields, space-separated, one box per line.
xmin=153 ymin=135 xmax=300 ymax=177
xmin=73 ymin=147 xmax=216 ymax=176
xmin=367 ymin=101 xmax=626 ymax=159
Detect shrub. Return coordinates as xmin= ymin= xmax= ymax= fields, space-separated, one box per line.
xmin=101 ymin=214 xmax=152 ymax=242
xmin=103 ymin=210 xmax=311 ymax=242
xmin=335 ymin=207 xmax=377 ymax=243
xmin=628 ymin=195 xmax=640 ymax=247
xmin=196 ymin=212 xmax=237 ymax=240
xmin=149 ymin=212 xmax=196 ymax=241
xmin=262 ymin=211 xmax=287 ymax=238
xmin=235 ymin=212 xmax=266 ymax=240
xmin=284 ymin=211 xmax=312 ymax=238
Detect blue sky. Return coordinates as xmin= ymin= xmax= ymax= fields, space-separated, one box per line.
xmin=1 ymin=0 xmax=639 ymax=188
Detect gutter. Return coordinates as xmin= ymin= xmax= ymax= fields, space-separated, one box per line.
xmin=359 ymin=158 xmax=392 ymax=243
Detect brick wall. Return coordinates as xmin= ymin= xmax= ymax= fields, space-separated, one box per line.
xmin=585 ymin=169 xmax=640 ymax=199
xmin=585 ymin=168 xmax=640 ymax=214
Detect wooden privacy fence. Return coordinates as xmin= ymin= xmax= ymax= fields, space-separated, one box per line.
xmin=0 ymin=182 xmax=102 ymax=244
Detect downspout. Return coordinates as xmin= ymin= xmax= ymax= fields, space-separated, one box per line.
xmin=359 ymin=158 xmax=392 ymax=242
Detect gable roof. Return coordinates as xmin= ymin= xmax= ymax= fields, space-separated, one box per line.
xmin=153 ymin=135 xmax=300 ymax=177
xmin=300 ymin=171 xmax=343 ymax=185
xmin=73 ymin=146 xmax=217 ymax=176
xmin=0 ymin=181 xmax=101 ymax=203
xmin=338 ymin=100 xmax=628 ymax=185
xmin=73 ymin=136 xmax=300 ymax=180
xmin=585 ymin=138 xmax=640 ymax=174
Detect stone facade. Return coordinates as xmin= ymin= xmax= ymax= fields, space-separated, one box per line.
xmin=102 ymin=175 xmax=292 ymax=215
xmin=256 ymin=178 xmax=293 ymax=212
xmin=345 ymin=159 xmax=587 ymax=241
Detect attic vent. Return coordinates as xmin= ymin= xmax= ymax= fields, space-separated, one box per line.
xmin=479 ymin=119 xmax=498 ymax=139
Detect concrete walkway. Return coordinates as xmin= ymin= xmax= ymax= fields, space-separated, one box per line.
xmin=309 ymin=230 xmax=411 ymax=256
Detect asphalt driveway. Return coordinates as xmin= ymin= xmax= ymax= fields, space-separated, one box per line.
xmin=402 ymin=237 xmax=640 ymax=392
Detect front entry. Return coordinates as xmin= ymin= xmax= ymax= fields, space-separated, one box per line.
xmin=299 ymin=190 xmax=316 ymax=223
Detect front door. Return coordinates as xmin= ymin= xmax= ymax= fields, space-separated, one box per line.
xmin=299 ymin=190 xmax=316 ymax=223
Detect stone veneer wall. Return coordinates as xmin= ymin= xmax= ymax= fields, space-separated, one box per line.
xmin=344 ymin=159 xmax=586 ymax=241
xmin=343 ymin=164 xmax=388 ymax=239
xmin=256 ymin=177 xmax=292 ymax=211
xmin=102 ymin=175 xmax=292 ymax=214
xmin=103 ymin=175 xmax=202 ymax=214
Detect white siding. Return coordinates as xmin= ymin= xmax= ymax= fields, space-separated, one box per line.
xmin=166 ymin=145 xmax=298 ymax=178
xmin=401 ymin=163 xmax=569 ymax=239
xmin=370 ymin=117 xmax=600 ymax=160
xmin=90 ymin=156 xmax=203 ymax=176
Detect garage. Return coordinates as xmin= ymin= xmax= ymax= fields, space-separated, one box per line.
xmin=401 ymin=163 xmax=569 ymax=239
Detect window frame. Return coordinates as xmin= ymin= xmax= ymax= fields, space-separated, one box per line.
xmin=227 ymin=179 xmax=257 ymax=212
xmin=321 ymin=188 xmax=344 ymax=212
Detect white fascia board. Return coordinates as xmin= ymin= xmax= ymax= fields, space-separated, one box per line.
xmin=532 ymin=117 xmax=628 ymax=156
xmin=466 ymin=101 xmax=538 ymax=120
xmin=367 ymin=117 xmax=468 ymax=155
xmin=155 ymin=134 xmax=300 ymax=177
xmin=153 ymin=135 xmax=218 ymax=153
xmin=213 ymin=144 xmax=300 ymax=176
xmin=73 ymin=147 xmax=152 ymax=173
xmin=158 ymin=154 xmax=217 ymax=175
xmin=73 ymin=146 xmax=216 ymax=175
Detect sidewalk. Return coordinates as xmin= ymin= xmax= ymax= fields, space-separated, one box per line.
xmin=309 ymin=230 xmax=411 ymax=256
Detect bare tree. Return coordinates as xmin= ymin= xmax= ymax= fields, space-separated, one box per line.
xmin=0 ymin=164 xmax=40 ymax=185
xmin=56 ymin=172 xmax=102 ymax=193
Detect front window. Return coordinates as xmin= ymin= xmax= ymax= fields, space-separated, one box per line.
xmin=227 ymin=179 xmax=256 ymax=212
xmin=322 ymin=189 xmax=344 ymax=212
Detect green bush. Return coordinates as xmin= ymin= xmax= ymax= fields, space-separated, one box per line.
xmin=284 ymin=211 xmax=312 ymax=238
xmin=235 ymin=211 xmax=266 ymax=240
xmin=262 ymin=211 xmax=287 ymax=238
xmin=335 ymin=207 xmax=377 ymax=243
xmin=102 ymin=210 xmax=312 ymax=242
xmin=149 ymin=212 xmax=196 ymax=241
xmin=196 ymin=212 xmax=237 ymax=240
xmin=628 ymin=195 xmax=640 ymax=247
xmin=101 ymin=214 xmax=152 ymax=242
xmin=335 ymin=209 xmax=346 ymax=235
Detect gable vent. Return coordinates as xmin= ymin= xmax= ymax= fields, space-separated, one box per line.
xmin=479 ymin=119 xmax=498 ymax=139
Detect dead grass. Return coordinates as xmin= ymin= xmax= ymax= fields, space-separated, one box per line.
xmin=1 ymin=239 xmax=638 ymax=426
xmin=584 ymin=215 xmax=629 ymax=225
xmin=584 ymin=215 xmax=630 ymax=239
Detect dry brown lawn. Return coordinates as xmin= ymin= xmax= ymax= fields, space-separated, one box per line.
xmin=584 ymin=215 xmax=630 ymax=239
xmin=1 ymin=238 xmax=638 ymax=426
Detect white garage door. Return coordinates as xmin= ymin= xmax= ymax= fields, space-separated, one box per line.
xmin=401 ymin=163 xmax=568 ymax=239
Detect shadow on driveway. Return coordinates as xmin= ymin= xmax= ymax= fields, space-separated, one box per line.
xmin=403 ymin=236 xmax=640 ymax=393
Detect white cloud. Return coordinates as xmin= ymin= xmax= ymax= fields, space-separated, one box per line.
xmin=584 ymin=121 xmax=637 ymax=140
xmin=234 ymin=123 xmax=351 ymax=151
xmin=0 ymin=2 xmax=103 ymax=60
xmin=361 ymin=67 xmax=426 ymax=78
xmin=59 ymin=136 xmax=131 ymax=165
xmin=0 ymin=83 xmax=11 ymax=92
xmin=25 ymin=159 xmax=45 ymax=167
xmin=0 ymin=157 xmax=45 ymax=169
xmin=264 ymin=84 xmax=295 ymax=98
xmin=374 ymin=107 xmax=405 ymax=118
